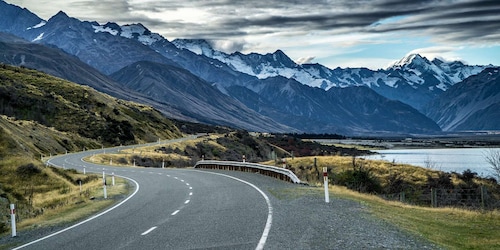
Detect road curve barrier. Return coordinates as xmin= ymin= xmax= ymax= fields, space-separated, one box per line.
xmin=194 ymin=160 xmax=302 ymax=184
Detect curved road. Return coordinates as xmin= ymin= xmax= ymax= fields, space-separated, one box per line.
xmin=15 ymin=137 xmax=272 ymax=249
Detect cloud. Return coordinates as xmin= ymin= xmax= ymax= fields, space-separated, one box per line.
xmin=5 ymin=0 xmax=500 ymax=68
xmin=295 ymin=56 xmax=316 ymax=65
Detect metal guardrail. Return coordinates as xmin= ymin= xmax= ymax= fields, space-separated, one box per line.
xmin=194 ymin=160 xmax=302 ymax=184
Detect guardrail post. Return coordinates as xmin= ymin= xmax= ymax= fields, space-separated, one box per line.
xmin=323 ymin=167 xmax=330 ymax=203
xmin=10 ymin=204 xmax=16 ymax=237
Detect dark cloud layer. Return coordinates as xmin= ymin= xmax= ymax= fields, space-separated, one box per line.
xmin=9 ymin=0 xmax=499 ymax=45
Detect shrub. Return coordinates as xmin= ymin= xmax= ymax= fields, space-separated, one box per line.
xmin=16 ymin=163 xmax=41 ymax=178
xmin=334 ymin=168 xmax=382 ymax=193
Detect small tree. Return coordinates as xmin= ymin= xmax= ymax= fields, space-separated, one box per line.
xmin=484 ymin=149 xmax=500 ymax=180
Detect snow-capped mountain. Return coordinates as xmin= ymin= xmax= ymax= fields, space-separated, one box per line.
xmin=0 ymin=0 xmax=496 ymax=133
xmin=423 ymin=67 xmax=500 ymax=131
xmin=172 ymin=39 xmax=488 ymax=111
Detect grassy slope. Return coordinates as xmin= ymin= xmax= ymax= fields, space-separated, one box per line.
xmin=0 ymin=64 xmax=182 ymax=236
xmin=0 ymin=64 xmax=182 ymax=146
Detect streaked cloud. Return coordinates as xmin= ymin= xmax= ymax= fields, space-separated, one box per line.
xmin=5 ymin=0 xmax=500 ymax=69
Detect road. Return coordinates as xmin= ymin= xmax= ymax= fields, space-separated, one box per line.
xmin=14 ymin=137 xmax=272 ymax=249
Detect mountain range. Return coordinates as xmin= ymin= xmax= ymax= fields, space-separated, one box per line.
xmin=1 ymin=0 xmax=498 ymax=135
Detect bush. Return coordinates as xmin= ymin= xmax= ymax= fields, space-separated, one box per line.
xmin=334 ymin=168 xmax=382 ymax=193
xmin=16 ymin=163 xmax=41 ymax=178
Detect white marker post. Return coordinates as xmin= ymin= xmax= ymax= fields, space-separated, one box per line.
xmin=323 ymin=167 xmax=330 ymax=203
xmin=10 ymin=204 xmax=16 ymax=237
xmin=112 ymin=172 xmax=115 ymax=186
xmin=242 ymin=155 xmax=246 ymax=162
xmin=103 ymin=169 xmax=107 ymax=199
xmin=162 ymin=160 xmax=165 ymax=169
xmin=83 ymin=166 xmax=86 ymax=175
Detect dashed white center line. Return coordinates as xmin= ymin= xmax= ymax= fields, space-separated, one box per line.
xmin=184 ymin=200 xmax=190 ymax=204
xmin=189 ymin=187 xmax=193 ymax=190
xmin=171 ymin=210 xmax=180 ymax=216
xmin=186 ymin=183 xmax=190 ymax=186
xmin=189 ymin=192 xmax=193 ymax=196
xmin=141 ymin=226 xmax=157 ymax=236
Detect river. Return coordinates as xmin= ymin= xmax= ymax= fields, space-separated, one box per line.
xmin=363 ymin=147 xmax=500 ymax=177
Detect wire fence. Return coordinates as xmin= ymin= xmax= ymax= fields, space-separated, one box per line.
xmin=380 ymin=186 xmax=500 ymax=210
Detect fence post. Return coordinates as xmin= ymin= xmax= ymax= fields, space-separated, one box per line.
xmin=481 ymin=185 xmax=486 ymax=209
xmin=431 ymin=188 xmax=437 ymax=207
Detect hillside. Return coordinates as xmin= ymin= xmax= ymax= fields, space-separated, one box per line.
xmin=0 ymin=64 xmax=182 ymax=146
xmin=0 ymin=64 xmax=183 ymax=235
xmin=424 ymin=67 xmax=500 ymax=131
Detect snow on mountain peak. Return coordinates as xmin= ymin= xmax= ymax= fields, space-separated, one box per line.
xmin=390 ymin=53 xmax=428 ymax=68
xmin=172 ymin=39 xmax=215 ymax=56
xmin=92 ymin=22 xmax=163 ymax=45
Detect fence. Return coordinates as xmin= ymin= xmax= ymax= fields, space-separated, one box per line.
xmin=381 ymin=186 xmax=500 ymax=209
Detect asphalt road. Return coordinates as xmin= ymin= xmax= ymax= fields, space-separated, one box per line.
xmin=14 ymin=137 xmax=271 ymax=250
xmin=7 ymin=136 xmax=440 ymax=249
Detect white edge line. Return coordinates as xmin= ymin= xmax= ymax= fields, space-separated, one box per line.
xmin=171 ymin=210 xmax=180 ymax=215
xmin=191 ymin=170 xmax=272 ymax=250
xmin=141 ymin=226 xmax=157 ymax=236
xmin=13 ymin=174 xmax=140 ymax=250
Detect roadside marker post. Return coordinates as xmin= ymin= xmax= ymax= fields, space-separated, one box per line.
xmin=323 ymin=167 xmax=330 ymax=203
xmin=83 ymin=166 xmax=86 ymax=175
xmin=10 ymin=204 xmax=16 ymax=237
xmin=242 ymin=155 xmax=246 ymax=162
xmin=112 ymin=172 xmax=115 ymax=186
xmin=103 ymin=169 xmax=107 ymax=199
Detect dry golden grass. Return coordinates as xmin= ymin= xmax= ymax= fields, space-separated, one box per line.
xmin=17 ymin=177 xmax=129 ymax=230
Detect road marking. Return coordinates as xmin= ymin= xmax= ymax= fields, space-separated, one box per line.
xmin=184 ymin=200 xmax=190 ymax=204
xmin=192 ymin=170 xmax=273 ymax=250
xmin=13 ymin=174 xmax=140 ymax=250
xmin=189 ymin=192 xmax=193 ymax=196
xmin=171 ymin=210 xmax=180 ymax=216
xmin=186 ymin=183 xmax=190 ymax=186
xmin=141 ymin=226 xmax=157 ymax=236
xmin=189 ymin=186 xmax=193 ymax=190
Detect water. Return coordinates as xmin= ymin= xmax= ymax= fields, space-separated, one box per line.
xmin=363 ymin=148 xmax=500 ymax=177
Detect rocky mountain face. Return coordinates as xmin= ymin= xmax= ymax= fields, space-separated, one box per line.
xmin=174 ymin=40 xmax=488 ymax=111
xmin=0 ymin=1 xmax=495 ymax=134
xmin=423 ymin=68 xmax=500 ymax=131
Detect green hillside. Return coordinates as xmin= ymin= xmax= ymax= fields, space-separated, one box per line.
xmin=0 ymin=64 xmax=182 ymax=235
xmin=0 ymin=64 xmax=181 ymax=147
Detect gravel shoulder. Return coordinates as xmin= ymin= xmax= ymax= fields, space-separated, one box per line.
xmin=207 ymin=169 xmax=441 ymax=250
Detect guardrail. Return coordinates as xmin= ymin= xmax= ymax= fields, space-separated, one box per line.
xmin=194 ymin=160 xmax=302 ymax=184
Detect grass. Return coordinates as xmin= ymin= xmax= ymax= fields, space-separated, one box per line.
xmin=16 ymin=176 xmax=130 ymax=230
xmin=330 ymin=185 xmax=500 ymax=249
xmin=269 ymin=184 xmax=500 ymax=249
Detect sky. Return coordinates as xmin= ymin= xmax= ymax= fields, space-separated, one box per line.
xmin=6 ymin=0 xmax=500 ymax=70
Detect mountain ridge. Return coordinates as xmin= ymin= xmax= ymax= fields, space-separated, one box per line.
xmin=0 ymin=1 xmax=497 ymax=133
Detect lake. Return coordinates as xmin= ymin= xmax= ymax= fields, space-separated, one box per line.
xmin=363 ymin=148 xmax=500 ymax=177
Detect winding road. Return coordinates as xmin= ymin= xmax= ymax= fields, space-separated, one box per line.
xmin=9 ymin=136 xmax=440 ymax=249
xmin=14 ymin=136 xmax=273 ymax=249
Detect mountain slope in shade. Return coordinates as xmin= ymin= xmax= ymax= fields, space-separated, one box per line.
xmin=173 ymin=39 xmax=488 ymax=111
xmin=226 ymin=76 xmax=441 ymax=134
xmin=0 ymin=32 xmax=192 ymax=122
xmin=424 ymin=68 xmax=500 ymax=131
xmin=110 ymin=61 xmax=294 ymax=132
